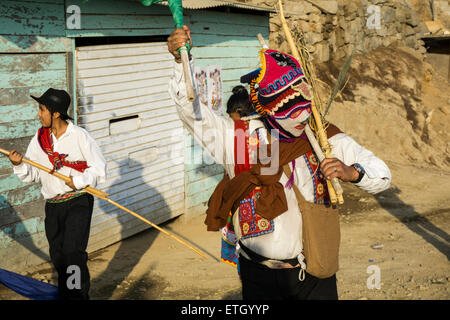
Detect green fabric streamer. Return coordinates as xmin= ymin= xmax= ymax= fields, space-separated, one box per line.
xmin=141 ymin=0 xmax=189 ymax=51
xmin=141 ymin=0 xmax=183 ymax=28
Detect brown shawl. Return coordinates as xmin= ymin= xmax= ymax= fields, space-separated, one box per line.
xmin=205 ymin=124 xmax=342 ymax=231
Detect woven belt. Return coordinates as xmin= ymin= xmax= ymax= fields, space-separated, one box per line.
xmin=47 ymin=191 xmax=86 ymax=204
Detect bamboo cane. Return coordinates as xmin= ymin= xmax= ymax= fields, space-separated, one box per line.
xmin=310 ymin=101 xmax=344 ymax=204
xmin=304 ymin=124 xmax=343 ymax=196
xmin=0 ymin=147 xmax=207 ymax=259
xmin=277 ymin=0 xmax=344 ymax=204
xmin=180 ymin=48 xmax=195 ymax=102
xmin=257 ymin=33 xmax=269 ymax=49
xmin=278 ymin=1 xmax=300 ymax=62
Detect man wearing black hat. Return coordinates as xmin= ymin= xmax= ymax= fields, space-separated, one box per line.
xmin=8 ymin=88 xmax=107 ymax=300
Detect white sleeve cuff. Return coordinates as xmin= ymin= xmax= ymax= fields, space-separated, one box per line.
xmin=72 ymin=174 xmax=88 ymax=190
xmin=352 ymin=164 xmax=391 ymax=194
xmin=13 ymin=162 xmax=28 ymax=175
xmin=353 ymin=171 xmax=370 ymax=185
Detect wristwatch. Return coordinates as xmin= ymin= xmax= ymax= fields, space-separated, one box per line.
xmin=351 ymin=163 xmax=365 ymax=184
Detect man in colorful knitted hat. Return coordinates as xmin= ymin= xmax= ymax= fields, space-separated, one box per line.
xmin=168 ymin=27 xmax=391 ymax=300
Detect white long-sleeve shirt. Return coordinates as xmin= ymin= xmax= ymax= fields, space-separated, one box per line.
xmin=169 ymin=60 xmax=391 ymax=260
xmin=13 ymin=122 xmax=107 ymax=200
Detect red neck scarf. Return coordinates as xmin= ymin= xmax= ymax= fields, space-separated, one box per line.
xmin=37 ymin=127 xmax=88 ymax=174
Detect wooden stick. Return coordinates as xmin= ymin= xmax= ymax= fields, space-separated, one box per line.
xmin=310 ymin=102 xmax=344 ymax=204
xmin=303 ymin=115 xmax=340 ymax=203
xmin=277 ymin=0 xmax=343 ymax=204
xmin=278 ymin=0 xmax=300 ymax=62
xmin=180 ymin=48 xmax=195 ymax=102
xmin=0 ymin=147 xmax=207 ymax=259
xmin=99 ymin=195 xmax=207 ymax=259
xmin=304 ymin=124 xmax=344 ymax=198
xmin=257 ymin=33 xmax=269 ymax=49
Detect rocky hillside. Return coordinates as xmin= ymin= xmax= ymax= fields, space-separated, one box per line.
xmin=316 ymin=45 xmax=450 ymax=169
xmin=244 ymin=0 xmax=429 ymax=62
xmin=240 ymin=0 xmax=450 ymax=169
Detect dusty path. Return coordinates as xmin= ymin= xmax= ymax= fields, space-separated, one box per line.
xmin=336 ymin=161 xmax=449 ymax=300
xmin=1 ymin=160 xmax=449 ymax=300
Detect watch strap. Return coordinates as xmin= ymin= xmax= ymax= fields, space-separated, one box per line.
xmin=351 ymin=163 xmax=365 ymax=184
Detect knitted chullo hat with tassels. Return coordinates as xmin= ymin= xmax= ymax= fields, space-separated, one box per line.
xmin=240 ymin=49 xmax=315 ymax=191
xmin=240 ymin=49 xmax=313 ymax=117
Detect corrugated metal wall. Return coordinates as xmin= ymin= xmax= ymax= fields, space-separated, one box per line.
xmin=0 ymin=0 xmax=269 ymax=271
xmin=184 ymin=8 xmax=269 ymax=216
xmin=0 ymin=0 xmax=71 ymax=269
xmin=67 ymin=0 xmax=269 ymax=216
xmin=76 ymin=42 xmax=185 ymax=252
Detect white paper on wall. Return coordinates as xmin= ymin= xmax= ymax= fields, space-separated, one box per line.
xmin=194 ymin=66 xmax=208 ymax=107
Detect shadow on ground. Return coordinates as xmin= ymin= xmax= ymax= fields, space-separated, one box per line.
xmin=339 ymin=183 xmax=450 ymax=260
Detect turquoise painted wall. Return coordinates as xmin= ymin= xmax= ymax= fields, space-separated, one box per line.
xmin=0 ymin=0 xmax=269 ymax=271
xmin=0 ymin=0 xmax=71 ymax=270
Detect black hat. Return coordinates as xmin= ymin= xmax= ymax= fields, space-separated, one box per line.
xmin=31 ymin=88 xmax=73 ymax=120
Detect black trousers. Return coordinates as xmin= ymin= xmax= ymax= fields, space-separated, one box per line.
xmin=239 ymin=255 xmax=338 ymax=300
xmin=44 ymin=193 xmax=94 ymax=300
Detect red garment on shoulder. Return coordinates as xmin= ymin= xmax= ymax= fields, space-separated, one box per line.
xmin=37 ymin=127 xmax=88 ymax=174
xmin=233 ymin=119 xmax=274 ymax=239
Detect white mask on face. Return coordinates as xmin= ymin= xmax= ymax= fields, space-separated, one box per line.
xmin=273 ymin=103 xmax=312 ymax=137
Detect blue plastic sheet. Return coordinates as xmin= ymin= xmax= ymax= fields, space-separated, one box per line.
xmin=0 ymin=268 xmax=59 ymax=300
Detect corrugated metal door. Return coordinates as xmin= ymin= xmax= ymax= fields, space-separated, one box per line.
xmin=76 ymin=42 xmax=185 ymax=252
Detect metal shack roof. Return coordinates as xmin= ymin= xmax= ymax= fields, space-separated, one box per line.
xmin=128 ymin=0 xmax=276 ymax=13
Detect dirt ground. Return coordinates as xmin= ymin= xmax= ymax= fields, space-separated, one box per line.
xmin=0 ymin=159 xmax=448 ymax=300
